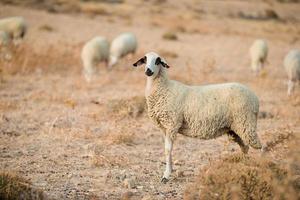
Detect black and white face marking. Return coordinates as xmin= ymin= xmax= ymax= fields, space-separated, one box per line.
xmin=132 ymin=52 xmax=170 ymax=78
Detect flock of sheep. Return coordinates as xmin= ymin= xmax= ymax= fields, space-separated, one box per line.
xmin=0 ymin=15 xmax=300 ymax=183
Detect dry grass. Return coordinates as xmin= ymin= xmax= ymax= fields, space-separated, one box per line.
xmin=0 ymin=42 xmax=79 ymax=75
xmin=162 ymin=32 xmax=178 ymax=41
xmin=184 ymin=153 xmax=298 ymax=200
xmin=80 ymin=3 xmax=110 ymax=16
xmin=38 ymin=24 xmax=55 ymax=32
xmin=106 ymin=96 xmax=146 ymax=118
xmin=0 ymin=172 xmax=46 ymax=200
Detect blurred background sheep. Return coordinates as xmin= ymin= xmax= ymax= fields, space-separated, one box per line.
xmin=283 ymin=49 xmax=300 ymax=95
xmin=81 ymin=36 xmax=110 ymax=82
xmin=249 ymin=39 xmax=268 ymax=76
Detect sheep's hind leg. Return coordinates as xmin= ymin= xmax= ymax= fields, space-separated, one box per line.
xmin=228 ymin=131 xmax=249 ymax=154
xmin=161 ymin=134 xmax=173 ymax=183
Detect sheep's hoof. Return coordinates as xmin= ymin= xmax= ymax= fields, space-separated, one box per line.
xmin=161 ymin=177 xmax=169 ymax=183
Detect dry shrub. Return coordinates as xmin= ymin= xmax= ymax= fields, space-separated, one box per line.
xmin=80 ymin=3 xmax=110 ymax=16
xmin=264 ymin=129 xmax=294 ymax=152
xmin=0 ymin=42 xmax=79 ymax=75
xmin=0 ymin=172 xmax=46 ymax=200
xmin=106 ymin=96 xmax=146 ymax=118
xmin=184 ymin=153 xmax=299 ymax=200
xmin=90 ymin=144 xmax=130 ymax=167
xmin=162 ymin=32 xmax=178 ymax=41
xmin=38 ymin=24 xmax=55 ymax=32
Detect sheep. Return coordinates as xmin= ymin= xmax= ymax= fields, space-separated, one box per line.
xmin=81 ymin=36 xmax=110 ymax=82
xmin=249 ymin=39 xmax=268 ymax=75
xmin=0 ymin=17 xmax=27 ymax=44
xmin=109 ymin=32 xmax=137 ymax=67
xmin=283 ymin=49 xmax=300 ymax=95
xmin=133 ymin=52 xmax=262 ymax=183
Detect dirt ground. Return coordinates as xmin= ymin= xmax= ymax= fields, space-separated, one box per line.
xmin=1 ymin=0 xmax=300 ymax=199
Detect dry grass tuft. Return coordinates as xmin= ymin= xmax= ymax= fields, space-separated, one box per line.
xmin=38 ymin=24 xmax=55 ymax=32
xmin=80 ymin=3 xmax=110 ymax=16
xmin=106 ymin=96 xmax=146 ymax=118
xmin=0 ymin=42 xmax=79 ymax=75
xmin=184 ymin=153 xmax=298 ymax=200
xmin=90 ymin=143 xmax=130 ymax=167
xmin=264 ymin=129 xmax=294 ymax=152
xmin=162 ymin=32 xmax=178 ymax=41
xmin=0 ymin=172 xmax=46 ymax=200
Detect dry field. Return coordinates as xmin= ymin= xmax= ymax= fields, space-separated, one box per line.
xmin=0 ymin=0 xmax=300 ymax=199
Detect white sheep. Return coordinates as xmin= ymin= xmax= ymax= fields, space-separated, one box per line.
xmin=249 ymin=39 xmax=268 ymax=75
xmin=81 ymin=36 xmax=110 ymax=82
xmin=283 ymin=49 xmax=300 ymax=95
xmin=133 ymin=52 xmax=262 ymax=182
xmin=0 ymin=16 xmax=27 ymax=44
xmin=109 ymin=32 xmax=137 ymax=67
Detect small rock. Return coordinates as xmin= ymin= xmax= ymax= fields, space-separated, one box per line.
xmin=136 ymin=185 xmax=144 ymax=189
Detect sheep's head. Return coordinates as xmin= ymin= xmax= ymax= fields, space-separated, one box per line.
xmin=133 ymin=52 xmax=170 ymax=78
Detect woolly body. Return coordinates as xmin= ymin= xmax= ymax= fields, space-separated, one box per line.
xmin=81 ymin=36 xmax=109 ymax=82
xmin=0 ymin=17 xmax=27 ymax=41
xmin=250 ymin=39 xmax=268 ymax=74
xmin=109 ymin=32 xmax=137 ymax=67
xmin=146 ymin=68 xmax=262 ymax=149
xmin=283 ymin=49 xmax=300 ymax=95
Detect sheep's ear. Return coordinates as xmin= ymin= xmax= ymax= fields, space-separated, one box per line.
xmin=155 ymin=57 xmax=170 ymax=68
xmin=133 ymin=56 xmax=146 ymax=67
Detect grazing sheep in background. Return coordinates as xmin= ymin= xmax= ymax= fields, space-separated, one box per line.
xmin=0 ymin=31 xmax=10 ymax=46
xmin=133 ymin=52 xmax=262 ymax=183
xmin=250 ymin=39 xmax=268 ymax=75
xmin=283 ymin=49 xmax=300 ymax=95
xmin=0 ymin=17 xmax=27 ymax=44
xmin=81 ymin=36 xmax=110 ymax=82
xmin=109 ymin=32 xmax=137 ymax=67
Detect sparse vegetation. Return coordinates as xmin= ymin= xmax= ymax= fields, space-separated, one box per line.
xmin=107 ymin=96 xmax=146 ymax=118
xmin=162 ymin=32 xmax=178 ymax=41
xmin=184 ymin=153 xmax=299 ymax=200
xmin=0 ymin=172 xmax=46 ymax=200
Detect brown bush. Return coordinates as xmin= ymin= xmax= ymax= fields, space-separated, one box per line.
xmin=0 ymin=172 xmax=46 ymax=200
xmin=106 ymin=96 xmax=146 ymax=118
xmin=184 ymin=134 xmax=300 ymax=200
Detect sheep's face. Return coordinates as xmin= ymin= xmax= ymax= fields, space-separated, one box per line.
xmin=133 ymin=52 xmax=170 ymax=79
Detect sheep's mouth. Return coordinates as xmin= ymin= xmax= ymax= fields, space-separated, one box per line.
xmin=145 ymin=68 xmax=154 ymax=76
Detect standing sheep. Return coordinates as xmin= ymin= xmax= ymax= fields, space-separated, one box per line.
xmin=250 ymin=39 xmax=268 ymax=75
xmin=283 ymin=49 xmax=300 ymax=95
xmin=133 ymin=52 xmax=262 ymax=182
xmin=81 ymin=36 xmax=110 ymax=82
xmin=0 ymin=16 xmax=27 ymax=44
xmin=109 ymin=32 xmax=137 ymax=67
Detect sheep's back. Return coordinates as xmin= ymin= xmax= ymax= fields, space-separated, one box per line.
xmin=179 ymin=83 xmax=259 ymax=139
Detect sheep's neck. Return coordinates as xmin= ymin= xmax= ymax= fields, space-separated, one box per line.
xmin=145 ymin=68 xmax=168 ymax=98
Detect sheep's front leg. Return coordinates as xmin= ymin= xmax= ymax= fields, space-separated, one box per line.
xmin=161 ymin=134 xmax=173 ymax=183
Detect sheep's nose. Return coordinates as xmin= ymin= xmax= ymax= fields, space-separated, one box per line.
xmin=145 ymin=68 xmax=154 ymax=76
